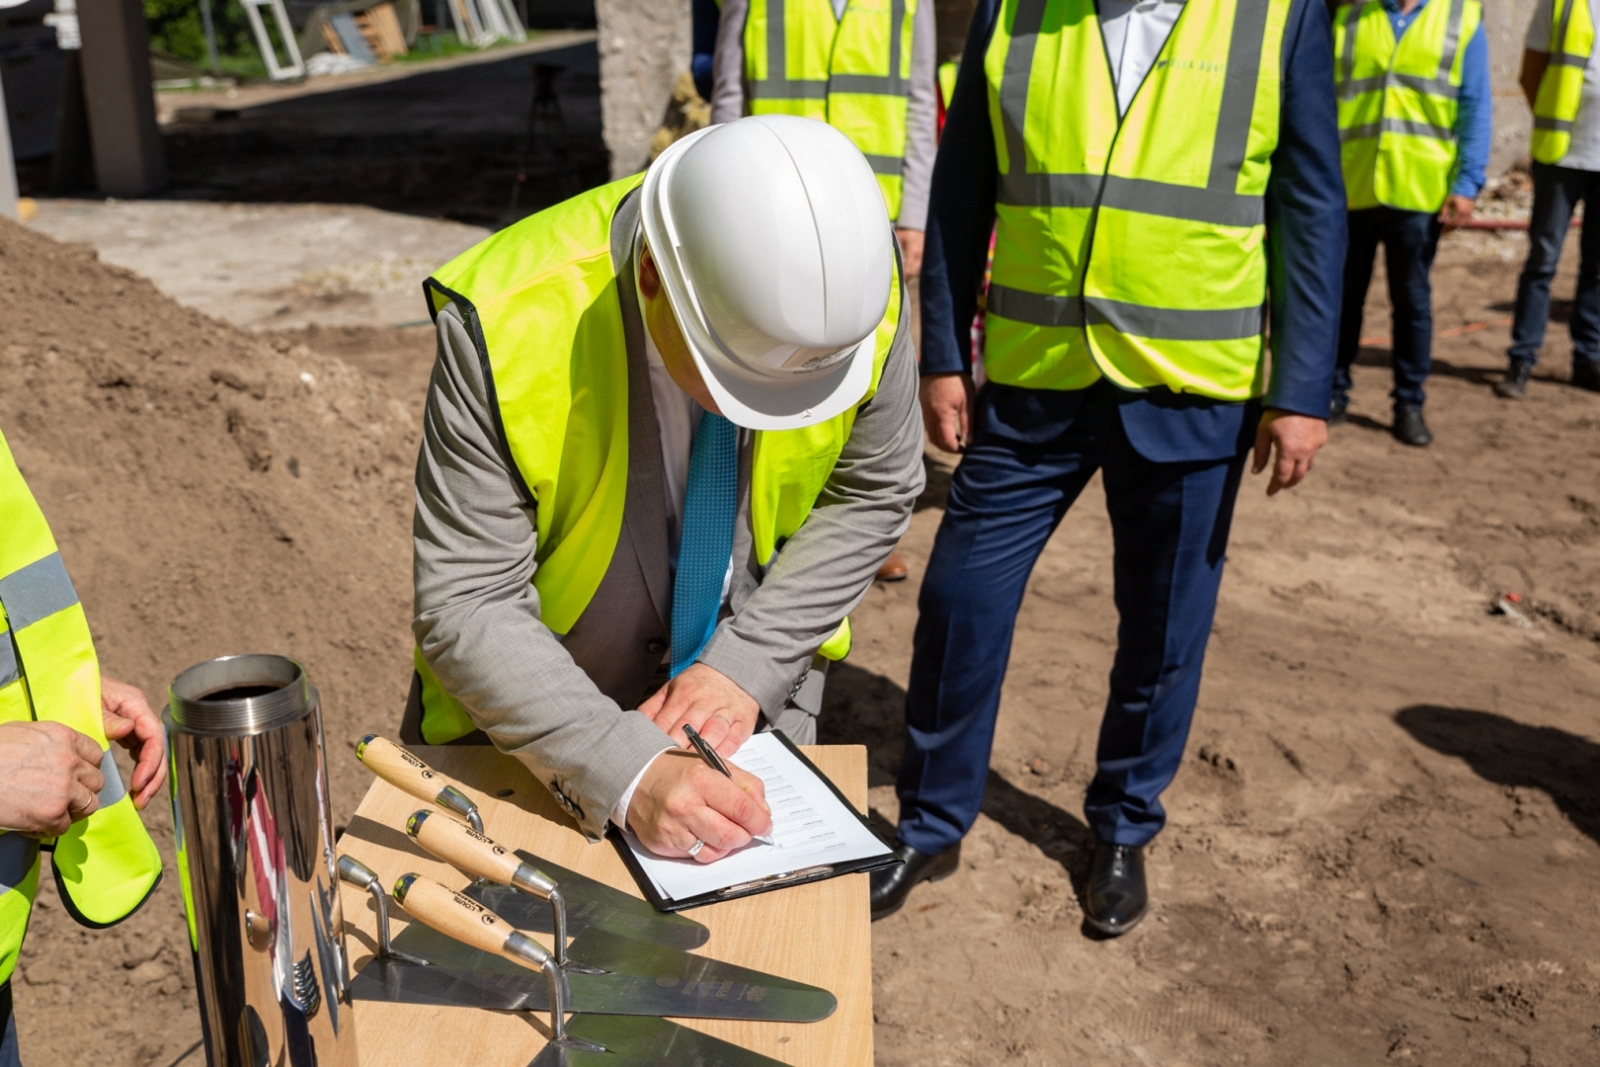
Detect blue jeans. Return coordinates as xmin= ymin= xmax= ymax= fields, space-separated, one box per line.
xmin=895 ymin=382 xmax=1250 ymax=852
xmin=1335 ymin=206 xmax=1442 ymax=410
xmin=1510 ymin=162 xmax=1600 ymax=369
xmin=0 ymin=982 xmax=18 ymax=1067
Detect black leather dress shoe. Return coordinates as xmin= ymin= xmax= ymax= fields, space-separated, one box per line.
xmin=1574 ymin=361 xmax=1600 ymax=392
xmin=870 ymin=840 xmax=961 ymax=921
xmin=1083 ymin=841 xmax=1147 ymax=937
xmin=1392 ymin=405 xmax=1432 ymax=447
xmin=1329 ymin=399 xmax=1349 ymax=425
xmin=1494 ymin=362 xmax=1532 ymax=399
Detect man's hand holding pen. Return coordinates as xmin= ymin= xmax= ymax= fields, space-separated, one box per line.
xmin=627 ymin=749 xmax=772 ymax=864
xmin=629 ymin=667 xmax=774 ymax=863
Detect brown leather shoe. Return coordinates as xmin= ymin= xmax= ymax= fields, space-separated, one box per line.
xmin=876 ymin=549 xmax=909 ymax=582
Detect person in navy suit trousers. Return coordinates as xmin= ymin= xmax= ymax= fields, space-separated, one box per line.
xmin=869 ymin=0 xmax=1346 ymax=934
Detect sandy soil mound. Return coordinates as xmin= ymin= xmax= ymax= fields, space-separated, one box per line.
xmin=0 ymin=218 xmax=419 ymax=1067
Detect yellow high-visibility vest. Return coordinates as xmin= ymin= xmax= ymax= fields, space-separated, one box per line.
xmin=411 ymin=176 xmax=896 ymax=744
xmin=0 ymin=427 xmax=163 ymax=986
xmin=743 ymin=0 xmax=919 ymax=221
xmin=1334 ymin=0 xmax=1480 ymax=213
xmin=981 ymin=0 xmax=1290 ymax=399
xmin=1532 ymin=0 xmax=1596 ymax=164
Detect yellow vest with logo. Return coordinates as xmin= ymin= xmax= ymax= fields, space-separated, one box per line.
xmin=743 ymin=0 xmax=918 ymax=220
xmin=1532 ymin=0 xmax=1596 ymax=164
xmin=981 ymin=0 xmax=1290 ymax=399
xmin=1335 ymin=0 xmax=1480 ymax=213
xmin=411 ymin=175 xmax=899 ymax=744
xmin=0 ymin=428 xmax=163 ymax=986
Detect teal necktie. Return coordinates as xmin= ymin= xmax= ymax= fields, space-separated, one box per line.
xmin=670 ymin=413 xmax=737 ymax=677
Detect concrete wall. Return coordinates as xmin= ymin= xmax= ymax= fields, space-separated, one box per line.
xmin=595 ymin=0 xmax=690 ymax=178
xmin=1487 ymin=0 xmax=1537 ymax=176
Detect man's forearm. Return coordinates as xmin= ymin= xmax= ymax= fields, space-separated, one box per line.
xmin=414 ymin=308 xmax=672 ymax=837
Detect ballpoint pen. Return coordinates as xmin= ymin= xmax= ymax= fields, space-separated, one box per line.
xmin=681 ymin=724 xmax=778 ymax=848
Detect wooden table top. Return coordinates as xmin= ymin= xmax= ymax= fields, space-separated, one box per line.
xmin=337 ymin=744 xmax=874 ymax=1067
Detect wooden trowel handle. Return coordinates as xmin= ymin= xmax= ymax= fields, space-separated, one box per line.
xmin=356 ymin=735 xmax=483 ymax=831
xmin=392 ymin=873 xmax=551 ymax=970
xmin=407 ymin=809 xmax=558 ymax=898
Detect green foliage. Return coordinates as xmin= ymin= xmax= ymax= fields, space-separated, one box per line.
xmin=144 ymin=0 xmax=260 ymax=65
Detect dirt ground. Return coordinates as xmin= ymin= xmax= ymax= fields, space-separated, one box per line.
xmin=4 ymin=212 xmax=1599 ymax=1067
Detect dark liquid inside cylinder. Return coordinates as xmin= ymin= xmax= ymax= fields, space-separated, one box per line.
xmin=202 ymin=684 xmax=284 ymax=702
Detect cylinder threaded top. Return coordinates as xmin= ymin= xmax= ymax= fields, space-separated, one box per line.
xmin=167 ymin=654 xmax=313 ymax=737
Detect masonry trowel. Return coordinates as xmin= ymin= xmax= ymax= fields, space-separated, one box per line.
xmin=355 ymin=734 xmax=709 ymax=950
xmin=384 ymin=874 xmax=794 ymax=1067
xmin=342 ymin=833 xmax=837 ymax=1023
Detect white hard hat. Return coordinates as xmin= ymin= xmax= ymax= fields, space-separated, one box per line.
xmin=640 ymin=115 xmax=895 ymax=431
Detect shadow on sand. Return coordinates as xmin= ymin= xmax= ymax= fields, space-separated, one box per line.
xmin=1395 ymin=704 xmax=1600 ymax=847
xmin=819 ymin=660 xmax=1093 ymax=900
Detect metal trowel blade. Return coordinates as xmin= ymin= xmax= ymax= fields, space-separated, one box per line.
xmin=462 ymin=852 xmax=708 ymax=950
xmin=350 ymin=922 xmax=837 ymax=1022
xmin=529 ymin=1014 xmax=793 ymax=1067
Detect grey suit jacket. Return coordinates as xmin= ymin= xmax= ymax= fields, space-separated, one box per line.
xmin=411 ymin=190 xmax=925 ymax=839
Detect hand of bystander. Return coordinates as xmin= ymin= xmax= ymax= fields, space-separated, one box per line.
xmin=0 ymin=720 xmax=105 ymax=836
xmin=895 ymin=228 xmax=925 ymax=277
xmin=1251 ymin=410 xmax=1328 ymax=496
xmin=1438 ymin=194 xmax=1475 ymax=230
xmin=920 ymin=372 xmax=976 ymax=453
xmin=99 ymin=674 xmax=167 ymax=809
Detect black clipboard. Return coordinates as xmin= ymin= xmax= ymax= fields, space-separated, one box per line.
xmin=609 ymin=730 xmax=900 ymax=912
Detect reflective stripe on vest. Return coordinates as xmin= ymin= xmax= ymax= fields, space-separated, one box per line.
xmin=413 ymin=177 xmax=898 ymax=744
xmin=0 ymin=427 xmax=163 ymax=985
xmin=981 ymin=0 xmax=1289 ymax=399
xmin=1334 ymin=0 xmax=1478 ymax=213
xmin=744 ymin=0 xmax=918 ymax=220
xmin=1533 ymin=0 xmax=1596 ymax=164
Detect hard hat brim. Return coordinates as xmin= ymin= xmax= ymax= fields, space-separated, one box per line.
xmin=641 ymin=124 xmax=878 ymax=432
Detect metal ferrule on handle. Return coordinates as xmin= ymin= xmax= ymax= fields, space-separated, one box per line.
xmin=336 ymin=856 xmax=385 ymax=951
xmin=391 ymin=874 xmax=578 ymax=1047
xmin=436 ymin=785 xmax=485 ymax=835
xmin=500 ymin=939 xmax=575 ymax=1046
xmin=405 ymin=809 xmax=572 ymax=967
xmin=337 ymin=855 xmax=428 ymax=966
xmin=355 ymin=734 xmax=486 ymax=835
xmin=512 ymin=860 xmax=558 ymax=898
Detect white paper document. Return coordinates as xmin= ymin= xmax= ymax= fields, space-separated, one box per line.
xmin=621 ymin=732 xmax=892 ymax=902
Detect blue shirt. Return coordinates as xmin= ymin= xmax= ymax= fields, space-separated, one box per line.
xmin=1381 ymin=0 xmax=1491 ymax=199
xmin=921 ymin=0 xmax=1346 ymax=425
